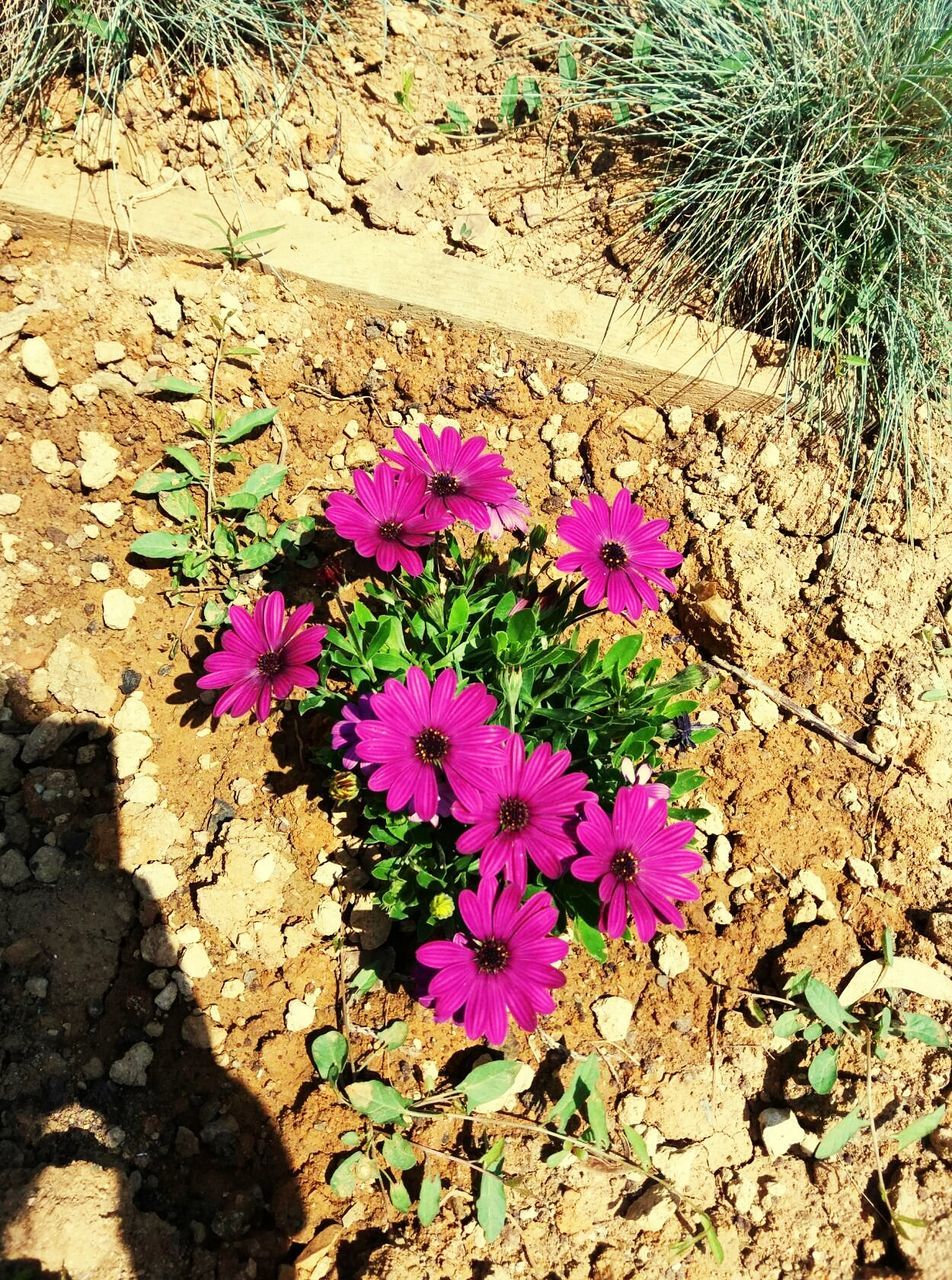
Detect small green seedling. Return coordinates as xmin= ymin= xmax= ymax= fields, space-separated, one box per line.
xmin=130 ymin=314 xmax=313 ymax=613
xmin=395 ymin=68 xmax=415 ymax=115
xmin=437 ymin=101 xmax=474 ymax=136
xmin=498 ymin=75 xmax=543 ymax=127
xmin=310 ymin=1031 xmax=723 ymax=1259
xmin=198 ymin=214 xmax=284 ymax=268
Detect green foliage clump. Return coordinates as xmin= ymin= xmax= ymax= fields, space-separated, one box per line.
xmin=557 ymin=0 xmax=952 ymax=520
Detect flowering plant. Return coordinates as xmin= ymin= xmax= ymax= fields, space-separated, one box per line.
xmin=201 ymin=423 xmax=714 ymax=1045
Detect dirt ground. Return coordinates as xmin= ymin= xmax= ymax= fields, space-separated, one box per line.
xmin=0 ymin=4 xmax=951 ymax=1273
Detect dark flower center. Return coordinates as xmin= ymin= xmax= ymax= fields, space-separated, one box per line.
xmin=498 ymin=796 xmax=530 ymax=833
xmin=414 ymin=727 xmax=450 ymax=766
xmin=378 ymin=520 xmax=403 ymax=542
xmin=430 ymin=471 xmax=460 ymax=498
xmin=600 ymin=540 xmax=629 ymax=570
xmin=475 ymin=938 xmax=510 ymax=974
xmin=257 ymin=650 xmax=284 ymax=678
xmin=610 ymin=848 xmax=640 ymax=884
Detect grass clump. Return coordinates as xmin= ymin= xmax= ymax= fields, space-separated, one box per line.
xmin=0 ymin=1 xmax=342 ymax=119
xmin=558 ymin=0 xmax=952 ymax=522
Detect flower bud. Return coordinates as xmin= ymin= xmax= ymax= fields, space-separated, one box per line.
xmin=430 ymin=893 xmax=455 ymax=921
xmin=329 ymin=770 xmax=358 ymax=802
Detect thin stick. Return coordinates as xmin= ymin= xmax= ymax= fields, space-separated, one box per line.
xmin=706 ymin=654 xmax=885 ymax=767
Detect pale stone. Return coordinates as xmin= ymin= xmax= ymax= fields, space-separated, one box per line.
xmin=285 ymin=999 xmax=315 ymax=1032
xmin=313 ymin=898 xmax=343 ymax=936
xmin=84 ymin=501 xmax=123 ymax=527
xmin=149 ymin=298 xmax=182 ymax=336
xmin=113 ymin=695 xmax=151 ymax=733
xmin=758 ymin=442 xmax=782 ymax=469
xmin=95 ymin=341 xmax=126 ymax=366
xmin=31 ymin=439 xmax=62 ymax=474
xmin=816 ymin=701 xmax=843 ymax=727
xmin=180 ymin=942 xmax=213 ymax=978
xmin=550 ymin=430 xmax=580 ymax=459
xmin=48 ymin=386 xmax=71 ymax=417
xmin=617 ymin=1093 xmax=646 ymax=1126
xmin=124 ymin=773 xmax=159 ymax=805
xmin=560 ymin=380 xmax=590 ymax=404
xmin=102 ymin=588 xmax=136 ymax=630
xmin=127 ymin=567 xmax=150 ymax=589
xmin=613 ymin=460 xmax=641 ymax=482
xmin=344 ymin=438 xmax=377 ymax=468
xmin=0 ymin=493 xmax=21 ymax=515
xmin=619 ymin=405 xmax=664 ymax=443
xmin=847 ymin=856 xmax=878 ymax=888
xmin=181 ymin=1011 xmax=227 ymax=1051
xmin=109 ymin=1042 xmax=153 ymax=1087
xmin=554 ymin=458 xmax=583 ymax=484
xmin=759 ymin=1107 xmax=807 ymax=1158
xmin=654 ymin=934 xmax=690 ymax=978
xmin=140 ymin=925 xmax=180 ymax=967
xmin=744 ymin=689 xmax=781 ymax=732
xmin=21 ymin=336 xmax=59 ymax=387
xmin=592 ymin=995 xmax=634 ymax=1043
xmin=30 ymin=846 xmax=65 ymax=883
xmin=220 ymin=978 xmax=244 ymax=999
xmin=132 ymin=862 xmax=179 ymax=901
xmin=47 ymin=636 xmax=115 ymax=717
xmin=112 ymin=731 xmax=153 ymax=780
xmin=79 ymin=431 xmax=120 ymax=490
xmin=0 ymin=848 xmax=31 ymax=886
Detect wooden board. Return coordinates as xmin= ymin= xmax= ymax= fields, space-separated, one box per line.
xmin=0 ymin=148 xmax=788 ymax=413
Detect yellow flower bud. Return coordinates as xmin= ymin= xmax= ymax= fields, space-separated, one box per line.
xmin=431 ymin=893 xmax=454 ymax=921
xmin=329 ymin=770 xmax=359 ymax=802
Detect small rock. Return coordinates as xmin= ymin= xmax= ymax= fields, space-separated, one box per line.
xmin=790 ymin=869 xmax=828 ymax=902
xmin=759 ymin=1107 xmax=807 ymax=1158
xmin=592 ymin=995 xmax=634 ymax=1043
xmin=553 ymin=458 xmax=583 ymax=484
xmin=869 ymin=724 xmax=899 ymax=756
xmin=286 ymin=168 xmax=310 ymax=192
xmin=847 ymin=856 xmax=878 ymax=888
xmin=667 ymin=406 xmax=692 ymax=434
xmin=744 ymin=689 xmax=781 ymax=732
xmin=21 ymin=337 xmax=59 ymax=388
xmin=73 ymin=112 xmax=124 ymax=170
xmin=526 ymin=371 xmax=549 ymax=398
xmin=0 ymin=494 xmax=21 ymax=515
xmin=95 ymin=341 xmax=126 ymax=366
xmin=149 ymin=298 xmax=182 ymax=337
xmin=30 ymin=845 xmax=65 ymax=883
xmin=0 ymin=849 xmax=31 ymax=887
xmin=613 ymin=460 xmax=641 ymax=482
xmin=617 ymin=1093 xmax=646 ymax=1127
xmin=181 ymin=1011 xmax=228 ymax=1051
xmin=550 ymin=430 xmax=580 ymax=459
xmin=47 ymin=636 xmax=115 ymax=717
xmin=220 ymin=978 xmax=244 ymax=999
xmin=83 ymin=500 xmax=123 ymax=527
xmin=109 ymin=1042 xmax=153 ymax=1087
xmin=155 ymin=982 xmax=178 ymax=1012
xmin=313 ymin=898 xmax=343 ymax=937
xmin=285 ymin=999 xmax=315 ymax=1032
xmin=124 ymin=774 xmax=160 ymax=806
xmin=344 ymin=438 xmax=377 ymax=468
xmin=626 ymin=1185 xmax=677 ymax=1232
xmin=30 ymin=439 xmax=62 ymax=474
xmin=127 ymin=567 xmax=150 ymax=589
xmin=708 ymin=900 xmax=734 ymax=926
xmin=180 ymin=942 xmax=213 ymax=979
xmin=113 ymin=694 xmax=151 ymax=733
xmin=816 ymin=701 xmax=843 ymax=728
xmin=560 ymin=380 xmax=590 ymax=405
xmin=758 ymin=442 xmax=782 ymax=469
xmin=141 ymin=925 xmax=180 ymax=968
xmin=654 ymin=934 xmax=690 ymax=978
xmin=112 ymin=731 xmax=153 ymax=779
xmin=25 ymin=976 xmax=48 ymax=999
xmin=132 ymin=862 xmax=179 ymax=901
xmin=450 ymin=209 xmax=495 ymax=253
xmin=48 ymin=386 xmax=71 ymax=417
xmin=79 ymin=430 xmax=120 ymax=490
xmin=340 ymin=139 xmax=377 ymax=184
xmin=308 ymin=167 xmax=350 ymax=211
xmin=102 ymin=588 xmax=137 ymax=630
xmin=619 ymin=405 xmax=664 ymax=443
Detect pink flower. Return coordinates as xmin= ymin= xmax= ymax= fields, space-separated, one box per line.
xmin=454 ymin=733 xmax=595 ymax=891
xmin=571 ymin=785 xmax=702 ymax=941
xmin=351 ymin=667 xmax=509 ymax=822
xmin=485 ymin=492 xmax=530 ymax=539
xmin=331 ymin=693 xmax=375 ymax=771
xmin=555 ymin=489 xmax=682 ymax=619
xmin=326 ymin=464 xmax=450 ymax=577
xmin=197 ymin=591 xmax=326 ymax=721
xmin=381 ymin=423 xmax=523 ymax=533
xmin=417 ymin=876 xmax=569 ymax=1044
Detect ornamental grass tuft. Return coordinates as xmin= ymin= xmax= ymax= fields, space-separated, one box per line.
xmin=555 ymin=0 xmax=952 ymax=523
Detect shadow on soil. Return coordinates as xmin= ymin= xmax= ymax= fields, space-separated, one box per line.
xmin=0 ymin=693 xmax=303 ymax=1278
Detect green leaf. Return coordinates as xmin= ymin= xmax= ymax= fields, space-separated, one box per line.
xmin=507 ymin=610 xmax=536 ymax=647
xmin=802 ymin=1021 xmax=824 ymax=1043
xmin=203 ymin=600 xmax=227 ymax=627
xmin=221 ymin=464 xmax=287 ymax=511
xmin=623 ymin=1125 xmax=651 ymax=1169
xmin=375 ymin=1020 xmax=409 ymax=1051
xmin=476 ymin=1139 xmax=507 ymax=1243
xmin=212 ymin=524 xmax=238 ymax=559
xmin=329 ymin=1150 xmax=363 ymax=1197
xmin=499 ymin=74 xmax=519 ymax=125
xmin=141 ymin=376 xmax=204 ymax=397
xmin=882 ymin=928 xmax=896 ymax=966
xmin=164 ymin=445 xmax=205 ymax=478
xmin=571 ymin=914 xmax=607 ymax=963
xmin=382 ymin=1133 xmax=417 ymax=1171
xmin=130 ymin=531 xmax=191 ymax=560
xmin=895 ymin=1105 xmax=946 ymax=1152
xmin=340 ymin=1130 xmax=361 ymax=1148
xmin=459 ymin=1060 xmax=525 ymax=1111
xmin=180 ymin=548 xmax=211 ymax=579
xmin=698 ymin=1213 xmax=725 ymax=1265
xmin=236 ymin=540 xmax=277 ymax=570
xmin=310 ymin=1030 xmax=348 ymax=1084
xmin=345 ymin=1081 xmax=409 ymax=1125
xmin=919 ymin=687 xmax=949 ymax=702
xmin=217 ymin=406 xmax=277 ymax=445
xmin=804 ymin=978 xmax=858 ymax=1033
xmin=418 ymin=1173 xmax=442 ymax=1226
xmin=815 ymin=1106 xmax=868 ymax=1159
xmin=440 ymin=101 xmax=473 ymax=135
xmin=558 ymin=40 xmax=578 ymax=85
xmin=899 ymin=1013 xmax=950 ymax=1048
xmin=585 ymin=1089 xmax=610 ymax=1149
xmin=808 ymin=1047 xmax=839 ymax=1095
xmin=133 ymin=469 xmax=192 ymax=495
xmin=217 ymin=490 xmax=259 ymax=513
xmin=158 ymin=486 xmax=200 ymax=524
xmin=448 ymin=594 xmax=470 ymax=632
xmin=389 ymin=1177 xmax=412 ymax=1214
xmin=548 ymin=1055 xmax=601 ymax=1133
xmin=603 ymin=634 xmax=642 ymax=675
xmin=521 ymin=77 xmax=542 ymax=116
xmin=774 ymin=1010 xmax=804 ymax=1039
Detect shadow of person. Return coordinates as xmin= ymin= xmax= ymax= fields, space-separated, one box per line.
xmin=0 ymin=683 xmax=303 ymax=1278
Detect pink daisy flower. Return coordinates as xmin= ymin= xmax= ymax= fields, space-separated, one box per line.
xmin=454 ymin=733 xmax=596 ymax=891
xmin=485 ymin=492 xmax=530 ymax=539
xmin=326 ymin=464 xmax=450 ymax=577
xmin=571 ymin=785 xmax=702 ymax=941
xmin=352 ymin=667 xmax=509 ymax=822
xmin=417 ymin=876 xmax=569 ymax=1045
xmin=381 ymin=423 xmax=523 ymax=533
xmin=555 ymin=489 xmax=683 ymax=619
xmin=197 ymin=591 xmax=326 ymax=721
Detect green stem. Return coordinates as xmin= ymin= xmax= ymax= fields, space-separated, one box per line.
xmin=206 ymin=329 xmax=227 ymax=543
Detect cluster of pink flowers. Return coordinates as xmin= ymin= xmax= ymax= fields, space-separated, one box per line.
xmin=199 ymin=421 xmax=698 ymax=1047
xmin=334 ymin=664 xmax=702 ymax=1046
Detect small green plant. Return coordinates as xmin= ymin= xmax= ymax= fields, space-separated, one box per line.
xmin=130 ymin=314 xmax=313 ymax=616
xmin=437 ymin=100 xmax=475 ymax=136
xmin=762 ymin=931 xmax=950 ymax=1238
xmin=394 ymin=67 xmax=415 ymax=114
xmin=310 ymin=1027 xmax=724 ymax=1259
xmin=198 ymin=214 xmax=284 ymax=269
xmin=498 ymin=74 xmax=543 ymax=126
